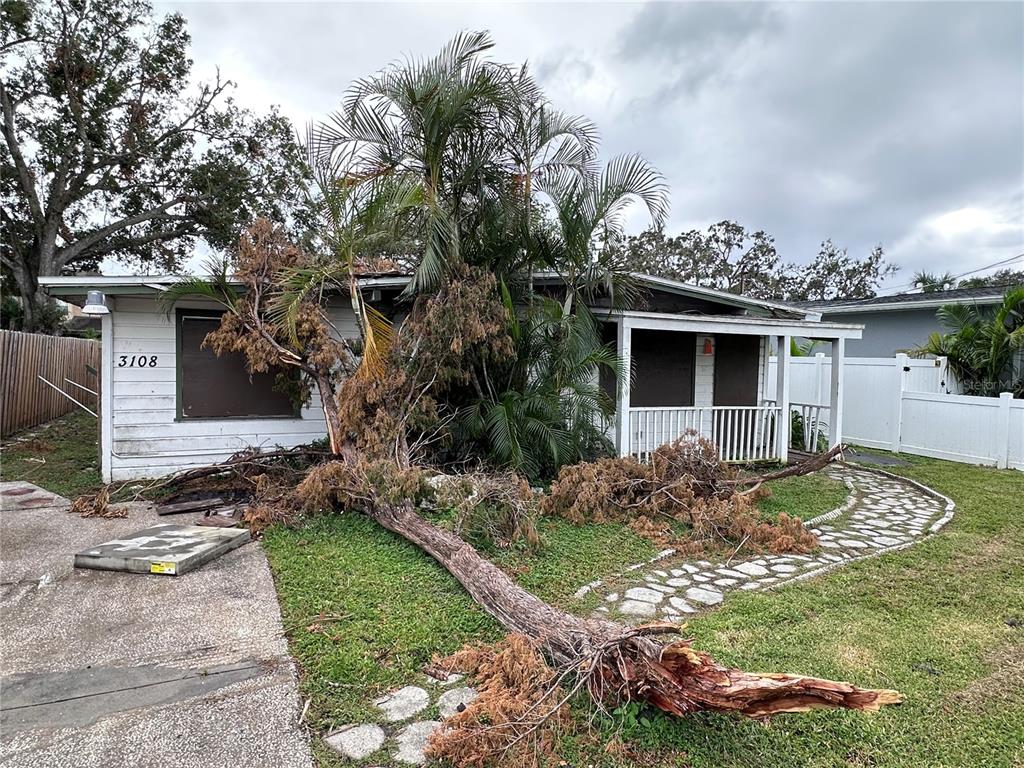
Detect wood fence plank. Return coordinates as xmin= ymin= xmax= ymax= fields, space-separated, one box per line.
xmin=0 ymin=330 xmax=102 ymax=437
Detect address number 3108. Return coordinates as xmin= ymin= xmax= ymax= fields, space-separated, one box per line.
xmin=118 ymin=355 xmax=159 ymax=367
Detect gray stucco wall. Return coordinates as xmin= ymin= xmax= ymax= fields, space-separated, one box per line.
xmin=824 ymin=308 xmax=942 ymax=357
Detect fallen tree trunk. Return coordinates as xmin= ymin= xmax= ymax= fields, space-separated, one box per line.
xmin=367 ymin=497 xmax=901 ymax=717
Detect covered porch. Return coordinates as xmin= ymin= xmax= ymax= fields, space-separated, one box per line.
xmin=608 ymin=312 xmax=862 ymax=463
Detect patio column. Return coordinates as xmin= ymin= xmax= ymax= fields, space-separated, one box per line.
xmin=829 ymin=337 xmax=845 ymax=449
xmin=776 ymin=334 xmax=790 ymax=463
xmin=616 ymin=317 xmax=632 ymax=457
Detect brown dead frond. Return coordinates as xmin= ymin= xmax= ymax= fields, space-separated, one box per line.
xmin=426 ymin=634 xmax=569 ymax=768
xmin=541 ymin=433 xmax=817 ymax=557
xmin=69 ymin=487 xmax=124 ymax=518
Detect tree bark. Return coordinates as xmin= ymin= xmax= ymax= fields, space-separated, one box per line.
xmin=313 ymin=371 xmax=346 ymax=455
xmin=365 ymin=498 xmax=902 ymax=717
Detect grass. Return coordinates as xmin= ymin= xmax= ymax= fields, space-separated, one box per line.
xmin=0 ymin=410 xmax=101 ymax=498
xmin=758 ymin=471 xmax=849 ymax=521
xmin=266 ymin=456 xmax=1023 ymax=768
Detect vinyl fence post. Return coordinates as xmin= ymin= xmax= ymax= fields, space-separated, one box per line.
xmin=891 ymin=353 xmax=908 ymax=453
xmin=814 ymin=352 xmax=826 ymax=405
xmin=995 ymin=392 xmax=1012 ymax=470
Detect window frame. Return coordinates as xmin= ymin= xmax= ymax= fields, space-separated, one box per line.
xmin=174 ymin=308 xmax=302 ymax=422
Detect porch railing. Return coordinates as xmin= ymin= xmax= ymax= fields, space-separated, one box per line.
xmin=763 ymin=399 xmax=831 ymax=453
xmin=628 ymin=405 xmax=782 ymax=463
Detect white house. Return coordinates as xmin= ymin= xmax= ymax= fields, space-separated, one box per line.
xmin=40 ymin=274 xmax=862 ymax=482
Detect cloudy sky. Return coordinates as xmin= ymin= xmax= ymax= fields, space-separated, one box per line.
xmin=157 ymin=1 xmax=1024 ymax=292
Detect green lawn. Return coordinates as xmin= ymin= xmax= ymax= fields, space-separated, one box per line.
xmin=265 ymin=456 xmax=1023 ymax=768
xmin=0 ymin=410 xmax=101 ymax=498
xmin=757 ymin=471 xmax=849 ymax=521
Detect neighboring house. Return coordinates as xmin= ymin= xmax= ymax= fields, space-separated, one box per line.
xmin=798 ymin=286 xmax=1012 ymax=357
xmin=40 ymin=274 xmax=862 ymax=482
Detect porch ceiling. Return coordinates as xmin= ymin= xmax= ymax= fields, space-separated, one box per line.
xmin=613 ymin=310 xmax=863 ymax=340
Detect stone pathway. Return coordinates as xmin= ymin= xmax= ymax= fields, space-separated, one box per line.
xmin=324 ymin=674 xmax=478 ymax=765
xmin=585 ymin=464 xmax=955 ymax=623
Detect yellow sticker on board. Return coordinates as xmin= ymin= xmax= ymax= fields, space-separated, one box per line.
xmin=150 ymin=561 xmax=176 ymax=575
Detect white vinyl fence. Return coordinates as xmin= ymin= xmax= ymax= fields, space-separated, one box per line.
xmin=767 ymin=354 xmax=1022 ymax=470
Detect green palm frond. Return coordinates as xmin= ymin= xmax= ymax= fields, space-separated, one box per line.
xmin=160 ymin=258 xmax=240 ymax=316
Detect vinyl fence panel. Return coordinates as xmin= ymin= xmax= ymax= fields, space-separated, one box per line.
xmin=766 ymin=353 xmax=1020 ymax=470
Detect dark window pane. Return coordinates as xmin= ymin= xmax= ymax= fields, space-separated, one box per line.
xmin=630 ymin=330 xmax=696 ymax=407
xmin=713 ymin=335 xmax=760 ymax=406
xmin=179 ymin=314 xmax=296 ymax=419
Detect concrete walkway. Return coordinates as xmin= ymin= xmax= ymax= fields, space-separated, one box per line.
xmin=0 ymin=482 xmax=313 ymax=768
xmin=582 ymin=464 xmax=956 ymax=623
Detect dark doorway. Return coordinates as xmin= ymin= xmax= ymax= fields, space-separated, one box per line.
xmin=713 ymin=335 xmax=760 ymax=406
xmin=630 ymin=330 xmax=696 ymax=407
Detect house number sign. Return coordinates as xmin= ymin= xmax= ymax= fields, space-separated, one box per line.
xmin=118 ymin=355 xmax=159 ymax=367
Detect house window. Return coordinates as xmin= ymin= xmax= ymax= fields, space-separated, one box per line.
xmin=177 ymin=311 xmax=297 ymax=419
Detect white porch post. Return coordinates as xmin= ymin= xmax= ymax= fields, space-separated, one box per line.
xmin=776 ymin=335 xmax=790 ymax=463
xmin=829 ymin=337 xmax=846 ymax=450
xmin=616 ymin=317 xmax=633 ymax=457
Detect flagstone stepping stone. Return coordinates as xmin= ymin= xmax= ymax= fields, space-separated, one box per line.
xmin=618 ymin=599 xmax=657 ymax=617
xmin=838 ymin=539 xmax=869 ymax=548
xmin=666 ymin=577 xmax=690 ymax=587
xmin=733 ymin=562 xmax=769 ymax=577
xmin=684 ymin=586 xmax=723 ymax=605
xmin=668 ymin=596 xmax=697 ymax=613
xmin=395 ymin=720 xmax=441 ymax=764
xmin=770 ymin=563 xmax=798 ymax=573
xmin=324 ymin=724 xmax=386 ymax=760
xmin=873 ymin=536 xmax=903 ymax=546
xmin=375 ymin=685 xmax=430 ymax=722
xmin=713 ymin=578 xmax=738 ymax=587
xmin=648 ymin=582 xmax=676 ymax=593
xmin=624 ymin=586 xmax=664 ymax=603
xmin=437 ymin=686 xmax=479 ymax=718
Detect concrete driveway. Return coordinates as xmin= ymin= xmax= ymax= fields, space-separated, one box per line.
xmin=0 ymin=481 xmax=313 ymax=768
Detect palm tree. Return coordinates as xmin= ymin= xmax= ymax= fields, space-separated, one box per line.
xmin=311 ymin=31 xmax=518 ymax=293
xmin=912 ymin=270 xmax=957 ymax=293
xmin=912 ymin=286 xmax=1024 ymax=395
xmin=537 ymin=153 xmax=669 ymax=315
xmin=459 ymin=155 xmax=669 ymax=476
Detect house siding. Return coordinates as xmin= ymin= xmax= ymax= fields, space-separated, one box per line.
xmin=819 ymin=309 xmax=941 ymax=357
xmin=105 ymin=296 xmax=355 ymax=481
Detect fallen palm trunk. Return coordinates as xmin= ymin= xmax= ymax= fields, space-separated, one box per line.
xmin=366 ymin=496 xmax=901 ymax=717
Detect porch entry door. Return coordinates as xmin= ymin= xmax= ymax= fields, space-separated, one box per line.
xmin=713 ymin=334 xmax=760 ymax=406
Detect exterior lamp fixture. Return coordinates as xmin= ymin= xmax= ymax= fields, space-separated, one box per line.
xmin=82 ymin=290 xmax=110 ymax=315
xmin=702 ymin=337 xmax=714 ymax=355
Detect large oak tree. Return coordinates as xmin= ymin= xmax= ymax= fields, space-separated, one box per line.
xmin=0 ymin=0 xmax=308 ymax=330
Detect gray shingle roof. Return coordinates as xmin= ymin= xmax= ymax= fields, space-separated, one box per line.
xmin=797 ymin=284 xmax=1017 ymax=311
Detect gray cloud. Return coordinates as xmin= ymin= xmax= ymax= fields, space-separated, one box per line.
xmin=148 ymin=0 xmax=1023 ymax=288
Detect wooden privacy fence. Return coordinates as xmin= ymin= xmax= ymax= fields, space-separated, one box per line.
xmin=0 ymin=330 xmax=101 ymax=437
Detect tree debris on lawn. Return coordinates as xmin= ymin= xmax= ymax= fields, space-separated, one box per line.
xmin=542 ymin=434 xmax=817 ymax=555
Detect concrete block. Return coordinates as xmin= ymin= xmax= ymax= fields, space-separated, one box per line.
xmin=74 ymin=523 xmax=250 ymax=576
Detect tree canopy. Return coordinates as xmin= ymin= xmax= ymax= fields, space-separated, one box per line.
xmin=0 ymin=0 xmax=309 ymax=330
xmin=611 ymin=222 xmax=896 ymax=302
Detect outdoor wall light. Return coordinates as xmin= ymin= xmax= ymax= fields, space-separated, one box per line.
xmin=82 ymin=290 xmax=110 ymax=315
